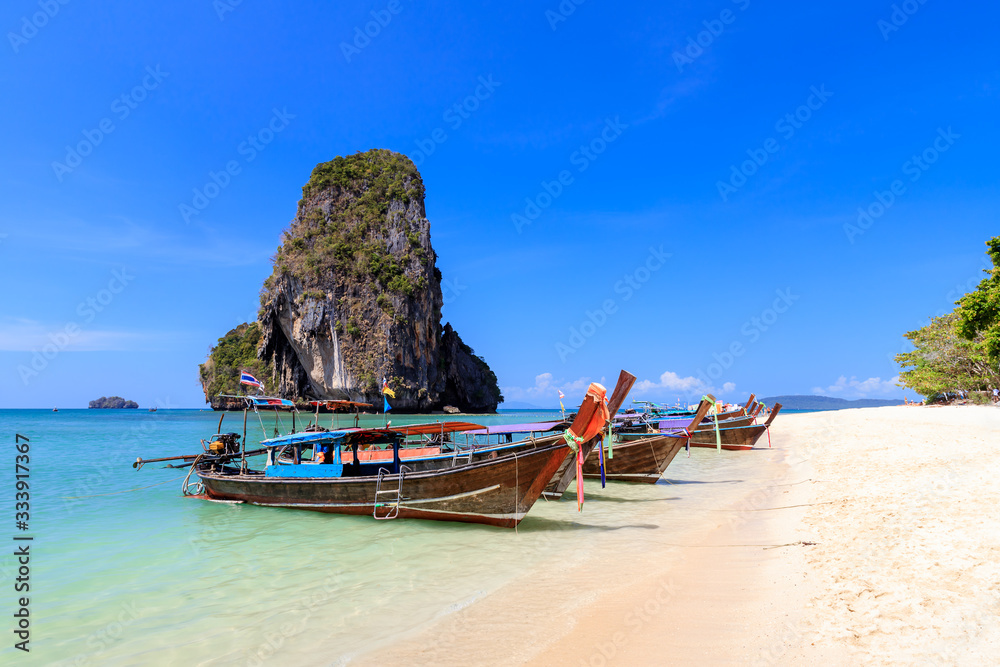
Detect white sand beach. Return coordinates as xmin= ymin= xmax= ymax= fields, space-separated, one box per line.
xmin=358 ymin=406 xmax=1000 ymax=665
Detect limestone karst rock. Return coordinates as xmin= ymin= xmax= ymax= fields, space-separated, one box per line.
xmin=201 ymin=149 xmax=502 ymax=412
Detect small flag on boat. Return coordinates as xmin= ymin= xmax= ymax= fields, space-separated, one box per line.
xmin=558 ymin=390 xmax=565 ymax=418
xmin=382 ymin=378 xmax=394 ymax=413
xmin=240 ymin=371 xmax=263 ymax=388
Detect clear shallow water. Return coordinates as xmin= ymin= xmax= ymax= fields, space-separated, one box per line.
xmin=0 ymin=409 xmax=779 ymax=665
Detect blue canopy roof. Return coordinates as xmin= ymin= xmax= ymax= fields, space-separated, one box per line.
xmin=261 ymin=428 xmax=401 ymax=447
xmin=465 ymin=421 xmax=562 ymax=435
xmin=262 ymin=430 xmax=353 ymax=447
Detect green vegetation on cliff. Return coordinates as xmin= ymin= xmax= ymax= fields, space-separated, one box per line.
xmin=897 ymin=236 xmax=1000 ymax=399
xmin=264 ymin=149 xmax=428 ymax=300
xmin=457 ymin=336 xmax=504 ymax=405
xmin=199 ymin=322 xmax=273 ymax=398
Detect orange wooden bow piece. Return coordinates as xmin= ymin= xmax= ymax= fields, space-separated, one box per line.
xmin=563 ymin=382 xmax=610 ymax=511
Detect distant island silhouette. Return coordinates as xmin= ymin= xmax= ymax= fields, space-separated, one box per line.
xmin=760 ymin=395 xmax=903 ymax=411
xmin=88 ymin=396 xmax=139 ymax=409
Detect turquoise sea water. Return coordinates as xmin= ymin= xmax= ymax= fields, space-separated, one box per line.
xmin=0 ymin=408 xmax=783 ymax=665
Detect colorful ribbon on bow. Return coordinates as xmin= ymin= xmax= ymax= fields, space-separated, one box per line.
xmin=703 ymin=394 xmax=721 ymax=452
xmin=563 ymin=383 xmax=610 ymax=511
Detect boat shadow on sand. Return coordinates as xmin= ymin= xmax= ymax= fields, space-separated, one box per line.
xmin=579 ymin=494 xmax=683 ymax=504
xmin=515 ymin=516 xmax=662 ymax=533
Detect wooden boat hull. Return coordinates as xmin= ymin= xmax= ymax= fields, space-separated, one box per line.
xmin=196 ymin=442 xmax=570 ymax=528
xmin=688 ymin=403 xmax=781 ymax=450
xmin=578 ymin=400 xmax=713 ymax=485
xmin=339 ymin=434 xmax=566 ymax=471
xmin=694 ymin=414 xmax=754 ymax=430
xmin=654 ymin=413 xmax=755 ymax=431
xmin=541 ymin=370 xmax=637 ymax=498
xmin=688 ymin=426 xmax=765 ymax=450
xmin=616 ymin=430 xmax=658 ymax=442
xmin=581 ymin=434 xmax=687 ymax=483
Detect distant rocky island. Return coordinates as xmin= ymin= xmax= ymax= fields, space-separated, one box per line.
xmin=761 ymin=395 xmax=903 ymax=411
xmin=199 ymin=149 xmax=502 ymax=413
xmin=89 ymin=396 xmax=139 ymax=409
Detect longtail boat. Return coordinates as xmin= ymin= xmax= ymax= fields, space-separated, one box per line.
xmin=654 ymin=402 xmax=763 ymax=432
xmin=688 ymin=403 xmax=782 ymax=450
xmin=289 ymin=371 xmax=635 ymax=501
xmin=581 ymin=398 xmax=714 ymax=483
xmin=619 ymin=394 xmax=758 ymax=427
xmin=160 ymin=375 xmax=632 ymax=527
xmin=189 ymin=429 xmax=570 ymax=527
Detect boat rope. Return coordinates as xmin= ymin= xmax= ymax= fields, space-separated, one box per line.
xmin=647 ymin=438 xmax=662 ymax=472
xmin=657 ymin=541 xmax=818 ymax=549
xmin=61 ymin=474 xmax=187 ymax=499
xmin=253 ymin=403 xmax=266 ymax=438
xmin=697 ymin=500 xmax=841 ymax=512
xmin=748 ymin=500 xmax=839 ymax=511
xmin=770 ymin=479 xmax=829 ymax=486
xmin=182 ymin=454 xmax=205 ymax=496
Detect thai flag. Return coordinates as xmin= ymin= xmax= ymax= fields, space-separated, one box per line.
xmin=240 ymin=371 xmax=262 ymax=388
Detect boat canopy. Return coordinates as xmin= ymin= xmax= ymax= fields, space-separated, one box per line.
xmin=262 ymin=430 xmax=350 ymax=447
xmin=309 ymin=400 xmax=374 ymax=410
xmin=262 ymin=428 xmax=409 ymax=448
xmin=250 ymin=396 xmax=295 ymax=408
xmin=387 ymin=421 xmax=485 ymax=436
xmin=465 ymin=421 xmax=563 ymax=435
xmin=261 ymin=422 xmax=488 ymax=449
xmin=217 ymin=394 xmax=297 ymax=409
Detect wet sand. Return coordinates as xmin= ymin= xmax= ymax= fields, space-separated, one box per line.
xmin=356 ymin=406 xmax=1000 ymax=665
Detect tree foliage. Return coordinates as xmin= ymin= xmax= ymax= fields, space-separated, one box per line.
xmin=896 ymin=313 xmax=999 ymax=397
xmin=956 ymin=236 xmax=1000 ymax=366
xmin=897 ymin=236 xmax=1000 ymax=397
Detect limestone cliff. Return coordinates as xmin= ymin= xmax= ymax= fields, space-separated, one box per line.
xmin=201 ymin=149 xmax=502 ymax=412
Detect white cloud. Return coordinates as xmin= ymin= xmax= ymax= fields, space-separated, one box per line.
xmin=500 ymin=372 xmax=597 ymax=405
xmin=8 ymin=217 xmax=273 ymax=268
xmin=633 ymin=370 xmax=735 ymax=399
xmin=0 ymin=318 xmax=172 ymax=352
xmin=502 ymin=370 xmax=738 ymax=408
xmin=633 ymin=370 xmax=703 ymax=393
xmin=812 ymin=375 xmax=901 ymax=398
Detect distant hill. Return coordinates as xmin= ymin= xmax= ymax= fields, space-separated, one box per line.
xmin=761 ymin=395 xmax=903 ymax=411
xmin=89 ymin=396 xmax=139 ymax=409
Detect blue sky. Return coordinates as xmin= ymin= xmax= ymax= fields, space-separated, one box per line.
xmin=1 ymin=0 xmax=997 ymax=408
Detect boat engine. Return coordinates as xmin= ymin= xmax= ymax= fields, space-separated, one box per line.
xmin=206 ymin=432 xmax=241 ymax=456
